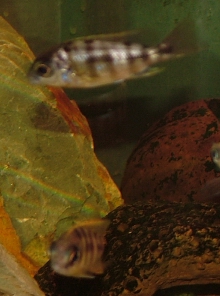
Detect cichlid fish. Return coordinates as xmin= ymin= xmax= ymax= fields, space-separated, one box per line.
xmin=200 ymin=143 xmax=220 ymax=202
xmin=49 ymin=219 xmax=110 ymax=278
xmin=28 ymin=20 xmax=198 ymax=88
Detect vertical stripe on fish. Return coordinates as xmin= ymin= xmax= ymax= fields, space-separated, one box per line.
xmin=49 ymin=219 xmax=109 ymax=278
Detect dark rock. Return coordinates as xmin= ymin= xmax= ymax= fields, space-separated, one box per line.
xmin=35 ymin=261 xmax=103 ymax=296
xmin=35 ymin=202 xmax=220 ymax=296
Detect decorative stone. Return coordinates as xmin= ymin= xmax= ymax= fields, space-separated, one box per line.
xmin=0 ymin=16 xmax=122 ymax=267
xmin=0 ymin=243 xmax=44 ymax=295
xmin=35 ymin=202 xmax=220 ymax=296
xmin=121 ymin=99 xmax=220 ymax=203
xmin=0 ymin=196 xmax=37 ymax=276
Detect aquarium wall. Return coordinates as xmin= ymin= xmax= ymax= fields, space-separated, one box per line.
xmin=0 ymin=1 xmax=61 ymax=53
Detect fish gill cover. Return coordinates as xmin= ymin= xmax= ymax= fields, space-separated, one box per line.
xmin=0 ymin=17 xmax=122 ymax=266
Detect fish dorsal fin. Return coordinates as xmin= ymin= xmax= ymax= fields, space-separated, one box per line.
xmin=71 ymin=219 xmax=110 ymax=235
xmin=75 ymin=30 xmax=140 ymax=42
xmin=75 ymin=28 xmax=161 ymax=45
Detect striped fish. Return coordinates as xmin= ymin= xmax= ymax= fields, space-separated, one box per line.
xmin=28 ymin=20 xmax=198 ymax=88
xmin=49 ymin=219 xmax=110 ymax=278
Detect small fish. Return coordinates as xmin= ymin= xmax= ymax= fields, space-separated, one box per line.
xmin=200 ymin=143 xmax=220 ymax=202
xmin=210 ymin=142 xmax=220 ymax=170
xmin=49 ymin=219 xmax=110 ymax=278
xmin=28 ymin=20 xmax=198 ymax=88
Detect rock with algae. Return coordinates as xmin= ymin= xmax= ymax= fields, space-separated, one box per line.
xmin=0 ymin=195 xmax=37 ymax=276
xmin=0 ymin=16 xmax=122 ymax=266
xmin=35 ymin=202 xmax=220 ymax=296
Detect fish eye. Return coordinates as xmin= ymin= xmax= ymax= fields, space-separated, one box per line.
xmin=49 ymin=241 xmax=57 ymax=254
xmin=35 ymin=63 xmax=51 ymax=77
xmin=211 ymin=149 xmax=220 ymax=160
xmin=67 ymin=246 xmax=79 ymax=266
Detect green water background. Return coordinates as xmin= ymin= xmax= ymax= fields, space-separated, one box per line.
xmin=0 ymin=0 xmax=220 ymax=186
xmin=0 ymin=0 xmax=219 ymax=103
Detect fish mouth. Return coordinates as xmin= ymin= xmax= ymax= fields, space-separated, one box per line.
xmin=27 ymin=63 xmax=42 ymax=84
xmin=27 ymin=71 xmax=40 ymax=84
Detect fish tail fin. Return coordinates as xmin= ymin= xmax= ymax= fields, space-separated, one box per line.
xmin=162 ymin=19 xmax=201 ymax=57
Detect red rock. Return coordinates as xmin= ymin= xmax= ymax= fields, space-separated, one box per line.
xmin=121 ymin=99 xmax=220 ymax=203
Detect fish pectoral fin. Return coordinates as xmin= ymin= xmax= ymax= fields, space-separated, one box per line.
xmin=75 ymin=270 xmax=95 ymax=279
xmin=128 ymin=66 xmax=165 ymax=81
xmin=78 ymin=260 xmax=105 ymax=278
xmin=91 ymin=259 xmax=106 ymax=275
